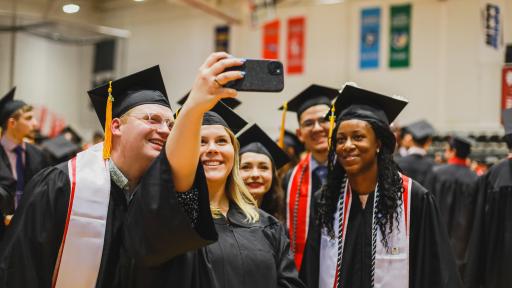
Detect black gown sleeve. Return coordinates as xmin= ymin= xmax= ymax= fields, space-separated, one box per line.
xmin=124 ymin=149 xmax=217 ymax=267
xmin=0 ymin=166 xmax=70 ymax=288
xmin=409 ymin=181 xmax=463 ymax=288
xmin=268 ymin=222 xmax=306 ymax=288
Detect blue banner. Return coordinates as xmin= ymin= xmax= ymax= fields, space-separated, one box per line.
xmin=360 ymin=7 xmax=381 ymax=69
xmin=484 ymin=4 xmax=500 ymax=49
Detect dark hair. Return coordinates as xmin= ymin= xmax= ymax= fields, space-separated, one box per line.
xmin=260 ymin=165 xmax=286 ymax=222
xmin=413 ymin=136 xmax=430 ymax=147
xmin=449 ymin=143 xmax=471 ymax=158
xmin=317 ymin=119 xmax=403 ymax=249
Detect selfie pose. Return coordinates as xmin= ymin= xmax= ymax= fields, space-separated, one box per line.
xmin=0 ymin=66 xmax=217 ymax=288
xmin=238 ymin=123 xmax=290 ymax=222
xmin=125 ymin=52 xmax=304 ymax=288
xmin=299 ymin=84 xmax=461 ymax=288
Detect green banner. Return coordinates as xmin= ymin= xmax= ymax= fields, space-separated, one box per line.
xmin=389 ymin=4 xmax=411 ymax=68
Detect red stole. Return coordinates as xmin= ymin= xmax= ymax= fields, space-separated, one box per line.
xmin=286 ymin=153 xmax=313 ymax=269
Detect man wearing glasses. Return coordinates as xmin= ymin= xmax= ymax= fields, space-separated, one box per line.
xmin=0 ymin=64 xmax=223 ymax=287
xmin=279 ymin=84 xmax=339 ymax=272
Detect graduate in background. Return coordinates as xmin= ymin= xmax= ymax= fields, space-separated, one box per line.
xmin=0 ymin=65 xmax=217 ymax=288
xmin=279 ymin=84 xmax=339 ymax=270
xmin=125 ymin=52 xmax=305 ymax=287
xmin=395 ymin=120 xmax=435 ymax=186
xmin=464 ymin=108 xmax=512 ymax=288
xmin=300 ymin=84 xmax=461 ymax=288
xmin=238 ymin=123 xmax=290 ymax=222
xmin=426 ymin=135 xmax=478 ymax=278
xmin=0 ymin=87 xmax=49 ymax=233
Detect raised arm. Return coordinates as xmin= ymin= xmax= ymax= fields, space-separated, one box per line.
xmin=165 ymin=52 xmax=245 ymax=192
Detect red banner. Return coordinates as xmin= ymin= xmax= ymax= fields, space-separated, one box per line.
xmin=287 ymin=17 xmax=305 ymax=74
xmin=262 ymin=20 xmax=280 ymax=59
xmin=502 ymin=65 xmax=512 ymax=111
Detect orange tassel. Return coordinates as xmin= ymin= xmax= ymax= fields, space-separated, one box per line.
xmin=103 ymin=81 xmax=114 ymax=160
xmin=278 ymin=101 xmax=287 ymax=149
xmin=328 ymin=104 xmax=336 ymax=149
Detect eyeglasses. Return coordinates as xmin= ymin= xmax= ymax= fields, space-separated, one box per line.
xmin=300 ymin=117 xmax=329 ymax=129
xmin=127 ymin=112 xmax=174 ymax=131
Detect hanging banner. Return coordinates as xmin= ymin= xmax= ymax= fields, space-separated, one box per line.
xmin=262 ymin=19 xmax=280 ymax=59
xmin=483 ymin=3 xmax=501 ymax=49
xmin=215 ymin=25 xmax=230 ymax=53
xmin=502 ymin=65 xmax=512 ymax=111
xmin=389 ymin=4 xmax=412 ymax=68
xmin=287 ymin=16 xmax=305 ymax=74
xmin=360 ymin=7 xmax=381 ymax=69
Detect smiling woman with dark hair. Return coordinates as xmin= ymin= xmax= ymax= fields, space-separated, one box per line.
xmin=299 ymin=84 xmax=461 ymax=288
xmin=238 ymin=123 xmax=290 ymax=222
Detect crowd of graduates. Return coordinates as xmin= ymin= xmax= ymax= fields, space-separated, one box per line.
xmin=0 ymin=52 xmax=509 ymax=288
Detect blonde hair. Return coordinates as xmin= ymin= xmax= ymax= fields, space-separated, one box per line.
xmin=211 ymin=127 xmax=260 ymax=223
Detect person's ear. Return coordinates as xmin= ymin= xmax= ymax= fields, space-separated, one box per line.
xmin=111 ymin=118 xmax=123 ymax=136
xmin=296 ymin=128 xmax=305 ymax=143
xmin=6 ymin=118 xmax=16 ymax=130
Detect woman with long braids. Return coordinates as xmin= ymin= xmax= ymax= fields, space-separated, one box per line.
xmin=299 ymin=84 xmax=461 ymax=288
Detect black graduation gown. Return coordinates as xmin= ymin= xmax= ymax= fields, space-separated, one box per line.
xmin=396 ymin=154 xmax=435 ymax=186
xmin=0 ymin=149 xmax=215 ymax=288
xmin=300 ymin=179 xmax=462 ymax=288
xmin=426 ymin=164 xmax=478 ymax=277
xmin=125 ymin=203 xmax=305 ymax=288
xmin=0 ymin=143 xmax=50 ymax=215
xmin=464 ymin=158 xmax=512 ymax=288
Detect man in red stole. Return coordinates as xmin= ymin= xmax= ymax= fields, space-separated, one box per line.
xmin=279 ymin=84 xmax=338 ymax=270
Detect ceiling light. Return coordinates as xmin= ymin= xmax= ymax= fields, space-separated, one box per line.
xmin=134 ymin=0 xmax=145 ymax=2
xmin=62 ymin=4 xmax=80 ymax=14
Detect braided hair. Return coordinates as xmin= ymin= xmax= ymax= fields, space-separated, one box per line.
xmin=316 ymin=118 xmax=403 ymax=249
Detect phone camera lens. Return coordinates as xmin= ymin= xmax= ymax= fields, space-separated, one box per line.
xmin=268 ymin=61 xmax=283 ymax=75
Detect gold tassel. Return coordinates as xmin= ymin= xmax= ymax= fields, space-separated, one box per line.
xmin=327 ymin=104 xmax=336 ymax=149
xmin=278 ymin=101 xmax=287 ymax=148
xmin=103 ymin=81 xmax=114 ymax=160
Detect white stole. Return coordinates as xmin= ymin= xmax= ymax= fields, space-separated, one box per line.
xmin=52 ymin=143 xmax=111 ymax=288
xmin=319 ymin=174 xmax=411 ymax=288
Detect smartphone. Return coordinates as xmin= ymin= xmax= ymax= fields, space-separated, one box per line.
xmin=224 ymin=59 xmax=284 ymax=92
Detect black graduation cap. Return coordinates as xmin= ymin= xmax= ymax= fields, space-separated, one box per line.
xmin=238 ymin=124 xmax=290 ymax=170
xmin=59 ymin=126 xmax=82 ymax=145
xmin=87 ymin=65 xmax=171 ymax=129
xmin=202 ymin=100 xmax=247 ymax=134
xmin=406 ymin=120 xmax=435 ymax=141
xmin=41 ymin=135 xmax=80 ymax=163
xmin=177 ymin=92 xmax=241 ymax=110
xmin=502 ymin=108 xmax=512 ymax=136
xmin=279 ymin=84 xmax=339 ymax=120
xmin=332 ymin=84 xmax=408 ymax=125
xmin=0 ymin=87 xmax=27 ymax=125
xmin=449 ymin=135 xmax=473 ymax=157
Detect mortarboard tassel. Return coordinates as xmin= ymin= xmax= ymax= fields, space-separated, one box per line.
xmin=278 ymin=101 xmax=287 ymax=149
xmin=103 ymin=81 xmax=114 ymax=160
xmin=328 ymin=104 xmax=336 ymax=149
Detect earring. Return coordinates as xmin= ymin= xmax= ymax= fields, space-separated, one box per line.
xmin=376 ymin=148 xmax=380 ymax=153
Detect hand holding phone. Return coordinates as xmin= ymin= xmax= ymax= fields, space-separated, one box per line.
xmin=224 ymin=59 xmax=284 ymax=92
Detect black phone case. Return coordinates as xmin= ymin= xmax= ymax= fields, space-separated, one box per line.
xmin=224 ymin=60 xmax=284 ymax=92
